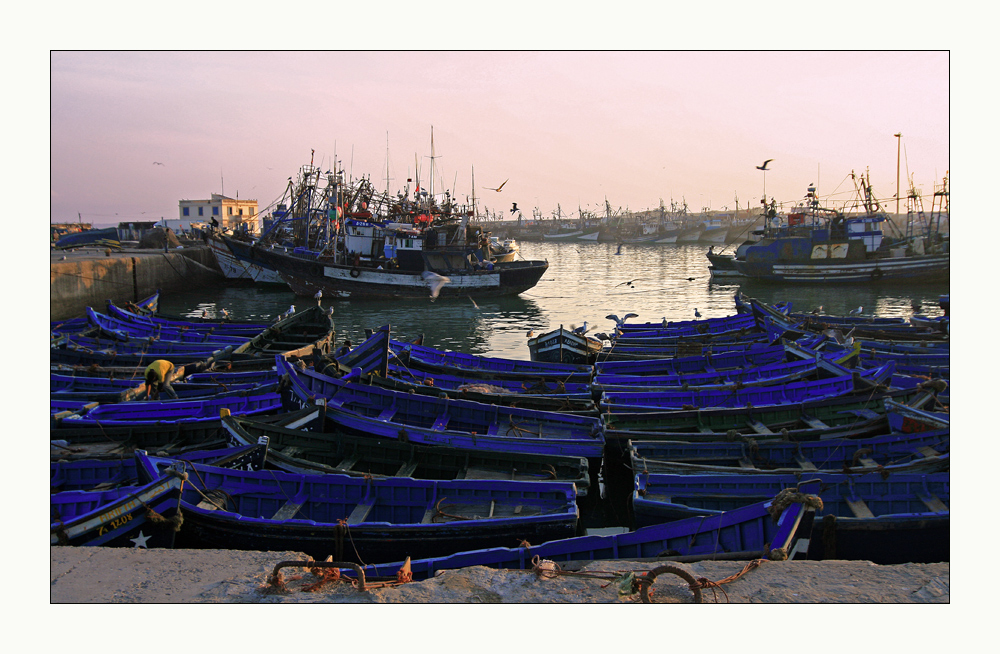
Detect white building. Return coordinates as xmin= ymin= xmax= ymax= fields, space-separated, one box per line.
xmin=175 ymin=194 xmax=259 ymax=233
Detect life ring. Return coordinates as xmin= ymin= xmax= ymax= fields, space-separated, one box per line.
xmin=350 ymin=267 xmax=361 ymax=278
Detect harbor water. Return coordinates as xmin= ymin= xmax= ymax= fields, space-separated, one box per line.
xmin=159 ymin=241 xmax=950 ymax=359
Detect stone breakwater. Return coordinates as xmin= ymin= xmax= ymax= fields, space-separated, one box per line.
xmin=50 ymin=246 xmax=223 ymax=321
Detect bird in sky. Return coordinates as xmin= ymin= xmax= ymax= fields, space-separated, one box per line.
xmin=510 ymin=202 xmax=519 ymax=214
xmin=485 ymin=179 xmax=508 ymax=192
xmin=153 ymin=161 xmax=164 ymax=166
xmin=756 ymin=159 xmax=773 ymax=170
xmin=694 ymin=308 xmax=702 ymax=318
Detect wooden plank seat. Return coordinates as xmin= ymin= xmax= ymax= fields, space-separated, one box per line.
xmin=271 ymin=499 xmax=305 ymax=521
xmin=346 ymin=496 xmax=376 ymax=524
xmin=844 ymin=496 xmax=875 ymax=519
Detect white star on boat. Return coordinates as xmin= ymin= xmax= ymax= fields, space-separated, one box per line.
xmin=130 ymin=531 xmax=151 ymax=548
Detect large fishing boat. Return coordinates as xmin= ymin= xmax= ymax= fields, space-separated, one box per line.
xmin=216 ymin=147 xmax=549 ymax=300
xmin=731 ymin=175 xmax=949 ymax=284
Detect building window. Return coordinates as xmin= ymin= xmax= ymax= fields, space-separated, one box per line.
xmin=239 ymin=208 xmax=244 ymax=216
xmin=182 ymin=207 xmax=190 ymax=216
xmin=228 ymin=207 xmax=233 ymax=215
xmin=198 ymin=207 xmax=204 ymax=216
xmin=250 ymin=207 xmax=255 ymax=216
xmin=213 ymin=206 xmax=219 ymax=216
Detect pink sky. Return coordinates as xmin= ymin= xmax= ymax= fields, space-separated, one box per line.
xmin=50 ymin=51 xmax=948 ymax=225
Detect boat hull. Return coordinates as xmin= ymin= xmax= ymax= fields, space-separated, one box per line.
xmin=734 ymin=253 xmax=950 ymax=283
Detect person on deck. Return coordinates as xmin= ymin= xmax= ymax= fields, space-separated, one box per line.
xmin=144 ymin=359 xmax=178 ymax=400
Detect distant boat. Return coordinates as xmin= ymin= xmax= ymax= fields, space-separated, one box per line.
xmin=732 ymin=179 xmax=949 ymax=283
xmin=527 ymin=325 xmax=604 ymax=364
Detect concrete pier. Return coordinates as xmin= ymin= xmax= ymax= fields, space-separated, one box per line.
xmin=50 ymin=245 xmax=225 ymax=320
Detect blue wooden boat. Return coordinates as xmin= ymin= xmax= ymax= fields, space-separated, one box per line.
xmin=594 ymin=350 xmax=858 ymax=393
xmin=105 ymin=301 xmax=271 ymax=336
xmin=527 ymin=326 xmax=603 ymax=365
xmin=51 ymin=442 xmax=269 ymax=493
xmin=81 ymin=307 xmax=251 ymax=344
xmin=391 ymin=339 xmax=594 ymax=383
xmin=51 ymin=387 xmax=283 ymax=427
xmin=277 ymin=357 xmax=606 ymax=459
xmin=601 ymin=384 xmax=934 ymax=438
xmin=51 ymin=459 xmax=188 ymax=548
xmin=337 ymin=326 xmax=595 ymax=407
xmin=135 ymin=451 xmax=580 ymax=563
xmin=600 ymin=362 xmax=895 ymax=412
xmin=885 ymin=398 xmax=949 ymax=433
xmin=349 ymin=493 xmax=819 ymax=582
xmin=632 ymin=471 xmax=949 ymax=564
xmin=595 ymin=344 xmax=790 ymax=376
xmin=222 ymin=414 xmax=592 ymax=496
xmin=50 ymin=406 xmax=322 ymax=460
xmin=629 ymin=427 xmax=949 ymax=476
xmin=612 ymin=311 xmax=760 ymax=334
xmin=58 ymin=335 xmax=242 ymax=357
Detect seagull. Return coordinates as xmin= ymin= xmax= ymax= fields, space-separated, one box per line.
xmin=686 ymin=277 xmax=696 ymax=281
xmin=594 ymin=332 xmax=611 ymax=342
xmin=421 ymin=271 xmax=451 ymax=300
xmin=510 ymin=202 xmax=519 ymax=214
xmin=615 ymin=279 xmax=642 ymax=288
xmin=811 ymin=305 xmax=824 ymax=315
xmin=694 ymin=308 xmax=702 ymax=318
xmin=526 ymin=330 xmax=535 ymax=338
xmin=756 ymin=159 xmax=773 ymax=171
xmin=572 ymin=321 xmax=589 ymax=335
xmin=662 ymin=317 xmax=668 ymax=327
xmin=288 ymin=305 xmax=296 ymax=315
xmin=314 ymin=289 xmax=323 ymax=304
xmin=221 ymin=308 xmax=230 ymax=319
xmin=910 ymin=299 xmax=922 ymax=312
xmin=484 ymin=179 xmax=508 ymax=192
xmin=202 ymin=310 xmax=209 ymax=318
xmin=615 ymin=243 xmax=623 ymax=255
xmin=849 ymin=306 xmax=862 ymax=316
xmin=152 ymin=161 xmax=164 ymax=166
xmin=606 ymin=313 xmax=638 ymax=327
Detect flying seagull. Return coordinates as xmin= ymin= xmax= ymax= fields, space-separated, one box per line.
xmin=756 ymin=159 xmax=773 ymax=171
xmin=510 ymin=202 xmax=519 ymax=214
xmin=153 ymin=161 xmax=164 ymax=166
xmin=485 ymin=179 xmax=508 ymax=192
xmin=421 ymin=270 xmax=451 ymax=300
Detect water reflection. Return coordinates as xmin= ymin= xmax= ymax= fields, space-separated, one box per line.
xmin=157 ymin=242 xmax=948 ymax=359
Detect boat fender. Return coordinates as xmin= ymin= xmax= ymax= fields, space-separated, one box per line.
xmin=350 ymin=267 xmax=361 ymax=278
xmin=871 ymin=268 xmax=883 ymax=281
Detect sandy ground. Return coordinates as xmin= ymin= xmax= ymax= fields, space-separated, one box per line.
xmin=50 ymin=546 xmax=949 ymax=604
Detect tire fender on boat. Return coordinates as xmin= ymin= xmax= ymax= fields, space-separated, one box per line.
xmin=350 ymin=267 xmax=361 ymax=278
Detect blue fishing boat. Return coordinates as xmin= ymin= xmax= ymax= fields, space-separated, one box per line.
xmin=135 ymin=451 xmax=580 ymax=563
xmin=629 ymin=427 xmax=949 ymax=476
xmin=51 ymin=460 xmax=188 ymax=548
xmin=731 ymin=179 xmax=949 ymax=284
xmin=51 ymin=387 xmax=283 ymax=427
xmin=390 ymin=338 xmax=594 ymax=383
xmin=344 ymin=492 xmax=819 ymax=582
xmin=51 ymin=442 xmax=269 ymax=493
xmin=885 ymin=398 xmax=949 ymax=433
xmin=222 ymin=414 xmax=592 ymax=495
xmin=600 ymin=362 xmax=895 ymax=412
xmin=632 ymin=471 xmax=949 ymax=564
xmin=105 ymin=301 xmax=270 ymax=337
xmin=81 ymin=307 xmax=251 ymax=344
xmin=277 ymin=357 xmax=606 ymax=459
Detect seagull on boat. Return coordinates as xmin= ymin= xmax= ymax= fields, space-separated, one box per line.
xmin=756 ymin=159 xmax=773 ymax=171
xmin=694 ymin=308 xmax=702 ymax=318
xmin=421 ymin=271 xmax=451 ymax=300
xmin=484 ymin=179 xmax=508 ymax=192
xmin=594 ymin=332 xmax=611 ymax=342
xmin=526 ymin=330 xmax=535 ymax=338
xmin=221 ymin=308 xmax=230 ymax=319
xmin=662 ymin=317 xmax=668 ymax=327
xmin=811 ymin=305 xmax=824 ymax=315
xmin=606 ymin=313 xmax=638 ymax=327
xmin=314 ymin=289 xmax=323 ymax=304
xmin=572 ymin=322 xmax=589 ymax=335
xmin=849 ymin=306 xmax=862 ymax=316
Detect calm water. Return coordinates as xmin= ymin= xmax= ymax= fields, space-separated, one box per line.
xmin=159 ymin=242 xmax=950 ymax=359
